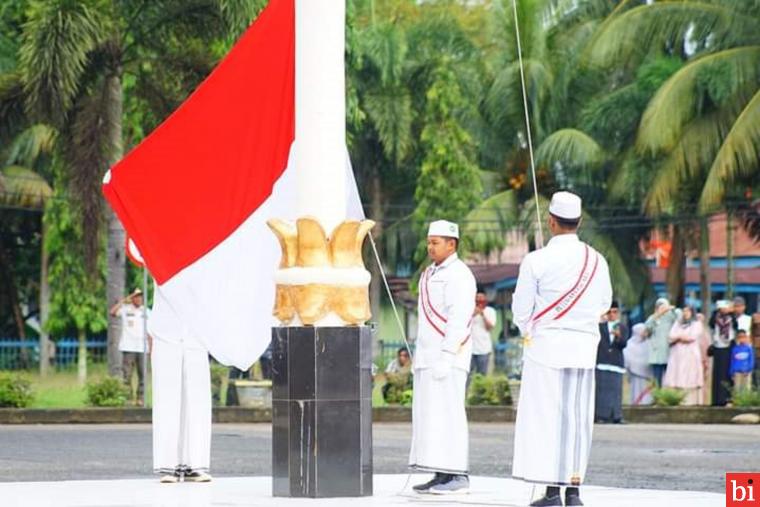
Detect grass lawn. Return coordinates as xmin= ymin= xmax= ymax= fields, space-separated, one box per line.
xmin=16 ymin=363 xmax=402 ymax=409
xmin=24 ymin=363 xmax=152 ymax=409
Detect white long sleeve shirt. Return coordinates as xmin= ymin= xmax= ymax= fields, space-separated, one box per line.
xmin=512 ymin=234 xmax=612 ymax=369
xmin=415 ymin=253 xmax=477 ymax=371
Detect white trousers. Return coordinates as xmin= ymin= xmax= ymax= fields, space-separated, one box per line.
xmin=409 ymin=368 xmax=468 ymax=474
xmin=512 ymin=358 xmax=594 ymax=486
xmin=152 ymin=339 xmax=212 ymax=472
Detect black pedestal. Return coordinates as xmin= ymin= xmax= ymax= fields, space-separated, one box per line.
xmin=271 ymin=326 xmax=373 ymax=497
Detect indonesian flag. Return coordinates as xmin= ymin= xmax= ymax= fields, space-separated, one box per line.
xmin=103 ymin=0 xmax=363 ymax=369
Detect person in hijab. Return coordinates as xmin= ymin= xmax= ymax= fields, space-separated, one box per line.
xmin=708 ymin=300 xmax=737 ymax=406
xmin=624 ymin=323 xmax=653 ymax=405
xmin=663 ymin=306 xmax=705 ymax=405
xmin=644 ymin=298 xmax=680 ymax=386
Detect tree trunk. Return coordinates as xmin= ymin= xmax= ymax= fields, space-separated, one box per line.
xmin=77 ymin=328 xmax=87 ymax=385
xmin=0 ymin=231 xmax=29 ymax=367
xmin=699 ymin=216 xmax=711 ymax=317
xmin=39 ymin=218 xmax=51 ymax=376
xmin=666 ymin=224 xmax=686 ymax=307
xmin=726 ymin=209 xmax=735 ymax=299
xmin=368 ymin=169 xmax=383 ymax=359
xmin=105 ymin=70 xmax=126 ymax=377
xmin=0 ymin=233 xmax=24 ymax=339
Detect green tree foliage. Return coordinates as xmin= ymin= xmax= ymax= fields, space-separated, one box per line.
xmin=0 ymin=0 xmax=758 ymax=333
xmin=414 ymin=63 xmax=483 ymax=260
xmin=44 ymin=184 xmax=106 ymax=338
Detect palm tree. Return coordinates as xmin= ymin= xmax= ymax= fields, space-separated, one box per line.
xmin=0 ymin=124 xmax=54 ymax=370
xmin=468 ymin=0 xmax=656 ymax=306
xmin=587 ymin=0 xmax=760 ymax=306
xmin=9 ymin=0 xmax=263 ymax=376
xmin=348 ymin=0 xmax=485 ymax=318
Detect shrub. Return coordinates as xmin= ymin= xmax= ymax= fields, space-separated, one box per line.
xmin=0 ymin=372 xmax=34 ymax=408
xmin=467 ymin=374 xmax=512 ymax=406
xmin=733 ymin=387 xmax=760 ymax=407
xmin=399 ymin=389 xmax=413 ymax=406
xmin=651 ymin=387 xmax=686 ymax=407
xmin=383 ymin=374 xmax=413 ymax=405
xmin=86 ymin=376 xmax=129 ymax=407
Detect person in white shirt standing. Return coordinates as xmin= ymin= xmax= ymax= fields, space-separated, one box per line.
xmin=734 ymin=296 xmax=752 ymax=334
xmin=109 ymin=289 xmax=149 ymax=406
xmin=511 ymin=191 xmax=612 ymax=507
xmin=409 ymin=220 xmax=477 ymax=495
xmin=470 ymin=292 xmax=496 ymax=378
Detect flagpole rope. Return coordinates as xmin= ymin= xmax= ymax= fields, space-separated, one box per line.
xmin=368 ymin=233 xmax=414 ymax=364
xmin=512 ymin=3 xmax=544 ymax=501
xmin=367 ymin=232 xmax=417 ymax=495
xmin=511 ymin=0 xmax=544 ymax=248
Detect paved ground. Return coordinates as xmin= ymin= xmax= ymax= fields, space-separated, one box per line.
xmin=0 ymin=423 xmax=758 ymax=493
xmin=1 ymin=475 xmax=725 ymax=507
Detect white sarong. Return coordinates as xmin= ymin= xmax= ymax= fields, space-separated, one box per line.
xmin=409 ymin=368 xmax=468 ymax=474
xmin=152 ymin=338 xmax=212 ymax=473
xmin=512 ymin=357 xmax=594 ymax=486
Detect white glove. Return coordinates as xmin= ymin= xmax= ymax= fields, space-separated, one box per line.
xmin=432 ymin=351 xmax=456 ymax=380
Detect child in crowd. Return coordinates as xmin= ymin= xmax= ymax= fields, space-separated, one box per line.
xmin=730 ymin=330 xmax=755 ymax=392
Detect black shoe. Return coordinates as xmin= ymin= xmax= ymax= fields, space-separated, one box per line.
xmin=566 ymin=487 xmax=583 ymax=506
xmin=530 ymin=494 xmax=563 ymax=506
xmin=412 ymin=473 xmax=446 ymax=493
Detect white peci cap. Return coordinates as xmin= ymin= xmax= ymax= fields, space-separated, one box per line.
xmin=549 ymin=191 xmax=582 ymax=220
xmin=427 ymin=220 xmax=459 ymax=239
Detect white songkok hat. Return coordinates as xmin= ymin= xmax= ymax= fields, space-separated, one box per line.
xmin=716 ymin=299 xmax=731 ymax=310
xmin=427 ymin=220 xmax=459 ymax=239
xmin=549 ymin=191 xmax=582 ymax=220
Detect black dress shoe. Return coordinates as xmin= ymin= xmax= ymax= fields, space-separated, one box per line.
xmin=565 ymin=492 xmax=584 ymax=506
xmin=530 ymin=494 xmax=563 ymax=506
xmin=412 ymin=473 xmax=446 ymax=493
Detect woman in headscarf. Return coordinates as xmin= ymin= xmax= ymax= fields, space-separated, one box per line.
xmin=708 ymin=300 xmax=737 ymax=406
xmin=624 ymin=323 xmax=653 ymax=405
xmin=663 ymin=306 xmax=705 ymax=405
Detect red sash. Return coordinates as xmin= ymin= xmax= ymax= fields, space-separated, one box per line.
xmin=420 ymin=267 xmax=472 ymax=345
xmin=530 ymin=245 xmax=600 ymax=328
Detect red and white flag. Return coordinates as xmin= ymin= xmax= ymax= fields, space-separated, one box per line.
xmin=103 ymin=0 xmax=362 ymax=369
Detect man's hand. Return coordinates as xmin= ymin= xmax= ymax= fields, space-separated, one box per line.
xmin=432 ymin=351 xmax=455 ymax=380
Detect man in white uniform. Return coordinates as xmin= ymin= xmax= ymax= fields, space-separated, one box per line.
xmin=409 ymin=220 xmax=477 ymax=495
xmin=512 ymin=192 xmax=612 ymax=506
xmin=109 ymin=289 xmax=148 ymax=406
xmin=148 ymin=288 xmax=212 ymax=483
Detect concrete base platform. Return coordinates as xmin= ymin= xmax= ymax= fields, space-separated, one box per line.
xmin=1 ymin=474 xmax=722 ymax=507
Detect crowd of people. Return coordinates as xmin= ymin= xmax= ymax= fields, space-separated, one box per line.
xmin=595 ymin=295 xmax=758 ymax=421
xmin=381 ymin=292 xmax=759 ymax=418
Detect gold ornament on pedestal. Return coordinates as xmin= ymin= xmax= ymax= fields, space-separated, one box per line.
xmin=267 ymin=217 xmax=375 ymax=326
